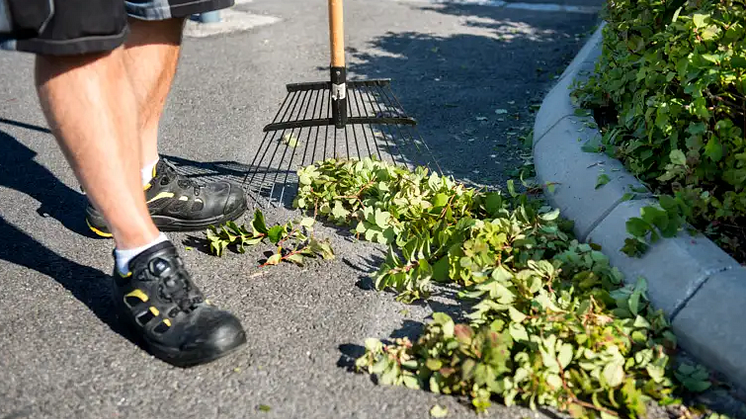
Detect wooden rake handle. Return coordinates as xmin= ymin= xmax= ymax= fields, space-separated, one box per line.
xmin=328 ymin=0 xmax=345 ymax=67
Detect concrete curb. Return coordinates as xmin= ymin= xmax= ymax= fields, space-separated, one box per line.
xmin=532 ymin=23 xmax=746 ymax=387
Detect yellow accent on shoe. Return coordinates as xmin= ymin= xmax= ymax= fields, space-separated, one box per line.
xmin=163 ymin=319 xmax=171 ymax=327
xmin=152 ymin=164 xmax=157 ymax=179
xmin=144 ymin=183 xmax=152 ymax=191
xmin=86 ymin=219 xmax=113 ymax=238
xmin=179 ymin=196 xmax=189 ymax=201
xmin=150 ymin=307 xmax=160 ymax=316
xmin=125 ymin=289 xmax=149 ymax=303
xmin=146 ymin=192 xmax=175 ymax=204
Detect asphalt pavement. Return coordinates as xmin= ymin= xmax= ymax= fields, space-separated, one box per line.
xmin=0 ymin=1 xmax=600 ymax=417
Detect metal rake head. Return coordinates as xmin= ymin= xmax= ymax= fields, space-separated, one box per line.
xmin=243 ymin=79 xmax=441 ymax=208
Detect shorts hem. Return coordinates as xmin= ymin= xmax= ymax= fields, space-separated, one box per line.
xmin=126 ymin=0 xmax=234 ymax=20
xmin=13 ymin=26 xmax=129 ymax=55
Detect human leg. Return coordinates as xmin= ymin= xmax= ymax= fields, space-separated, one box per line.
xmin=123 ymin=17 xmax=184 ymax=168
xmin=36 ymin=49 xmax=160 ymax=250
xmin=6 ymin=0 xmax=247 ymax=366
xmin=84 ymin=4 xmax=248 ymax=237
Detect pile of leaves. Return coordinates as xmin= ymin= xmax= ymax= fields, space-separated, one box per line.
xmin=573 ymin=0 xmax=746 ymax=262
xmin=293 ymin=158 xmax=711 ymax=418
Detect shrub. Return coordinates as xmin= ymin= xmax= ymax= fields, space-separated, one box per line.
xmin=575 ymin=0 xmax=746 ymax=261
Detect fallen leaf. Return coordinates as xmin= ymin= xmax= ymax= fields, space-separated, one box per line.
xmin=495 ymin=109 xmax=508 ymax=115
xmin=430 ymin=404 xmax=448 ymax=418
xmin=595 ymin=174 xmax=611 ymax=189
xmin=282 ymin=133 xmax=299 ymax=148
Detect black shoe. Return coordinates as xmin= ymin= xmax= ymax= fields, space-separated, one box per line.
xmin=112 ymin=241 xmax=247 ymax=367
xmin=86 ymin=158 xmax=248 ymax=237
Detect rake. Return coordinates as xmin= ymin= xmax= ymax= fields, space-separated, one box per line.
xmin=242 ymin=0 xmax=441 ymax=207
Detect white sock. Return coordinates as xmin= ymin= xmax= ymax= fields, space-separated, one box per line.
xmin=141 ymin=158 xmax=159 ymax=186
xmin=115 ymin=233 xmax=169 ymax=275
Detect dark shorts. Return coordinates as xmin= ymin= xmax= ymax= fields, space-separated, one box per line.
xmin=0 ymin=0 xmax=234 ymax=55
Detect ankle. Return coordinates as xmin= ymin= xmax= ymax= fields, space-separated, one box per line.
xmin=115 ymin=232 xmax=169 ymax=275
xmin=141 ymin=157 xmax=159 ymax=186
xmin=112 ymin=221 xmax=161 ymax=250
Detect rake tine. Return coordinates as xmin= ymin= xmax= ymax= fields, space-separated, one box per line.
xmin=378 ymin=84 xmax=443 ymax=174
xmin=300 ymin=86 xmax=323 ymax=168
xmin=323 ymin=87 xmax=331 ymax=161
xmin=267 ymin=88 xmax=314 ymax=203
xmin=243 ymin=90 xmax=295 ymax=188
xmin=362 ymin=83 xmax=407 ymax=167
xmin=278 ymin=87 xmax=323 ymax=205
xmin=349 ymin=85 xmax=375 ymax=159
xmin=357 ymin=83 xmax=396 ymax=165
xmin=259 ymin=89 xmax=309 ymax=203
xmin=373 ymin=83 xmax=415 ymax=167
xmin=345 ymin=88 xmax=362 ymax=160
xmin=354 ymin=84 xmax=385 ymax=162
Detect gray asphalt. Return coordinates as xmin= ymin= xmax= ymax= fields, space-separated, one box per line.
xmin=0 ymin=1 xmax=600 ymax=418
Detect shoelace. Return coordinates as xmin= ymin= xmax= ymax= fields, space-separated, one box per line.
xmin=159 ymin=160 xmax=201 ymax=195
xmin=157 ymin=268 xmax=203 ymax=315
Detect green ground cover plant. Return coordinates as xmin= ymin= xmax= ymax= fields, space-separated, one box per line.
xmin=204 ymin=158 xmax=730 ymax=417
xmin=573 ymin=0 xmax=746 ymax=262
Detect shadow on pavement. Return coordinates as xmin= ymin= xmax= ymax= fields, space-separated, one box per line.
xmin=0 ymin=214 xmax=141 ymax=348
xmin=337 ymin=343 xmax=366 ymax=372
xmin=0 ymin=128 xmax=94 ymax=238
xmin=163 ymin=154 xmax=296 ymax=209
xmin=346 ymin=4 xmax=597 ymax=185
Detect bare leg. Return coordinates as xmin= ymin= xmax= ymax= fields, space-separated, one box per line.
xmin=35 ymin=49 xmax=160 ymax=249
xmin=123 ymin=18 xmax=185 ymax=167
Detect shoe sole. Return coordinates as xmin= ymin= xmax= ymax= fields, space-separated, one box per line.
xmin=114 ymin=292 xmax=248 ymax=368
xmin=87 ymin=200 xmax=248 ymax=238
xmin=149 ymin=330 xmax=248 ymax=368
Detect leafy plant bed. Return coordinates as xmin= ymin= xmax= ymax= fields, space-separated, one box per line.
xmin=204 ymin=158 xmax=739 ymax=418
xmin=572 ymin=1 xmax=746 ymax=264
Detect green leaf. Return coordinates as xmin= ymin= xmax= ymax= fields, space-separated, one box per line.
xmin=374 ymin=210 xmax=391 ymax=228
xmin=268 ymin=225 xmax=285 ymax=245
xmin=300 ymin=217 xmax=315 ymax=228
xmin=430 ymin=405 xmax=448 ymax=418
xmin=507 ymin=179 xmax=516 ymax=197
xmin=485 ymin=192 xmax=503 ymax=215
xmin=332 ymin=201 xmax=350 ymax=220
xmin=252 ymin=210 xmax=269 ymax=235
xmin=265 ymin=253 xmax=282 ymax=266
xmin=692 ymin=13 xmax=708 ymax=28
xmin=705 ymin=137 xmax=723 ymax=162
xmin=669 ymin=149 xmax=686 ymax=166
xmin=282 ymin=133 xmax=298 ymax=148
xmin=433 ymin=193 xmax=449 ymax=208
xmin=426 ymin=358 xmax=443 ymax=370
xmin=540 ymin=208 xmax=560 ymax=221
xmin=509 ymin=323 xmax=529 ymax=342
xmin=626 ymin=217 xmax=651 ymax=237
xmin=286 ymin=253 xmax=305 ymax=266
xmin=602 ymin=361 xmax=625 ymax=388
xmin=258 ymin=404 xmax=271 ymax=412
xmin=433 ymin=256 xmax=450 ymax=282
xmin=546 ymin=374 xmax=563 ymax=389
xmin=628 ymin=288 xmax=640 ymax=315
xmin=558 ymin=343 xmax=573 ymax=369
xmin=364 ymin=338 xmax=382 ymax=352
xmin=595 ymin=174 xmax=611 ymax=189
